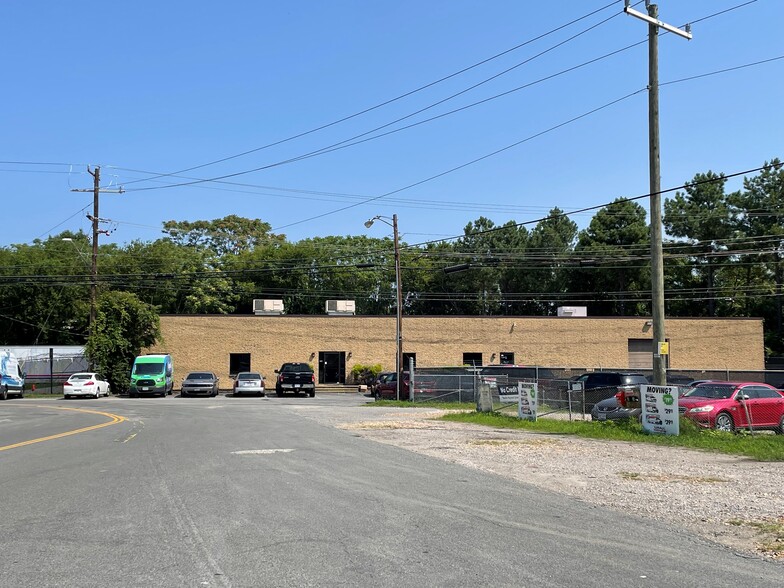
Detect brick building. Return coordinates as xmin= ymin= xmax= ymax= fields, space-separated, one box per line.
xmin=148 ymin=315 xmax=764 ymax=386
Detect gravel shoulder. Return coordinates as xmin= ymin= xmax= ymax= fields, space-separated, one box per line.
xmin=301 ymin=403 xmax=784 ymax=561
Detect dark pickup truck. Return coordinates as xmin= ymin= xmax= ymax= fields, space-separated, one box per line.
xmin=274 ymin=362 xmax=316 ymax=397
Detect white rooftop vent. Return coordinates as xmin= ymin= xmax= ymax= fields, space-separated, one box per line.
xmin=326 ymin=300 xmax=356 ymax=315
xmin=253 ymin=299 xmax=284 ymax=315
xmin=557 ymin=306 xmax=587 ymax=317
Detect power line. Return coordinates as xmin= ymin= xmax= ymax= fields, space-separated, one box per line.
xmin=116 ymin=1 xmax=623 ymax=190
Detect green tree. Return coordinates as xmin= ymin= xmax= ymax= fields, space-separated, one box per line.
xmin=664 ymin=171 xmax=740 ymax=317
xmin=161 ymin=215 xmax=283 ymax=256
xmin=512 ymin=209 xmax=577 ymax=315
xmin=85 ymin=291 xmax=160 ymax=394
xmin=441 ymin=217 xmax=513 ymax=315
xmin=573 ymin=199 xmax=650 ymax=316
xmin=733 ymin=159 xmax=784 ymax=351
xmin=0 ymin=233 xmax=91 ymax=345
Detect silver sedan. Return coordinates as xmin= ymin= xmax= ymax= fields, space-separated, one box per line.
xmin=232 ymin=372 xmax=265 ymax=397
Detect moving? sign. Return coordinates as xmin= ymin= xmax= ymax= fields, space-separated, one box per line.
xmin=641 ymin=385 xmax=679 ymax=435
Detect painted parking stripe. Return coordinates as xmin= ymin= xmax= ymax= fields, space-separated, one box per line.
xmin=231 ymin=449 xmax=295 ymax=455
xmin=0 ymin=405 xmax=126 ymax=452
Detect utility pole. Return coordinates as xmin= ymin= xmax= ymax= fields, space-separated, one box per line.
xmin=625 ymin=1 xmax=691 ymax=386
xmin=89 ymin=166 xmax=100 ymax=334
xmin=71 ymin=166 xmax=123 ymax=342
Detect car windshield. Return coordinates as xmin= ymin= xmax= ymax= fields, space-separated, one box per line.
xmin=238 ymin=373 xmax=261 ymax=380
xmin=622 ymin=375 xmax=648 ymax=385
xmin=69 ymin=373 xmax=93 ymax=381
xmin=282 ymin=363 xmax=312 ymax=372
xmin=186 ymin=373 xmax=213 ymax=380
xmin=684 ymin=384 xmax=734 ymax=399
xmin=134 ymin=363 xmax=164 ymax=375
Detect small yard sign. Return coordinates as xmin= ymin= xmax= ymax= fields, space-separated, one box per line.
xmin=641 ymin=385 xmax=679 ymax=435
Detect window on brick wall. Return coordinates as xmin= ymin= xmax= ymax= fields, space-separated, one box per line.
xmin=229 ymin=353 xmax=251 ymax=376
xmin=462 ymin=352 xmax=482 ymax=366
xmin=499 ymin=352 xmax=514 ymax=364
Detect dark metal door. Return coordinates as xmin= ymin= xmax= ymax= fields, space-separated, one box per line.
xmin=318 ymin=351 xmax=346 ymax=384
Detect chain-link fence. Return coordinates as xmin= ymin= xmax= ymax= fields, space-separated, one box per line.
xmin=407 ymin=365 xmax=784 ymax=425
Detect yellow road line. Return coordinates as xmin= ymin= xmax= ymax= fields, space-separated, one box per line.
xmin=0 ymin=405 xmax=127 ymax=452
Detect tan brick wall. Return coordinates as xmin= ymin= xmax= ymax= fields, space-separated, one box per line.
xmin=150 ymin=315 xmax=764 ymax=386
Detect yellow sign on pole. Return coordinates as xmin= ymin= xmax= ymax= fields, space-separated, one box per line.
xmin=658 ymin=341 xmax=669 ymax=355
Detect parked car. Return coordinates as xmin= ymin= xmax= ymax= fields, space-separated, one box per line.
xmin=63 ymin=372 xmax=111 ymax=399
xmin=181 ymin=372 xmax=219 ymax=397
xmin=591 ymin=395 xmax=641 ymax=421
xmin=233 ymin=372 xmax=265 ymax=397
xmin=680 ymin=381 xmax=784 ymax=433
xmin=371 ymin=372 xmax=394 ymax=398
xmin=374 ymin=371 xmax=437 ymax=401
xmin=572 ymin=372 xmax=649 ymax=411
xmin=275 ymin=363 xmax=315 ymax=397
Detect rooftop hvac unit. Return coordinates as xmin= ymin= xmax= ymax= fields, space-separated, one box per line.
xmin=326 ymin=300 xmax=356 ymax=315
xmin=557 ymin=306 xmax=587 ymax=317
xmin=253 ymin=299 xmax=284 ymax=315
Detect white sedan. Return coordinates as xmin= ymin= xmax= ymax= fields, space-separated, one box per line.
xmin=64 ymin=373 xmax=111 ymax=399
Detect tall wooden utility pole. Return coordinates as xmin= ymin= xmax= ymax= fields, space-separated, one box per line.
xmin=88 ymin=166 xmax=100 ymax=334
xmin=625 ymin=1 xmax=691 ymax=385
xmin=71 ymin=166 xmax=123 ymax=342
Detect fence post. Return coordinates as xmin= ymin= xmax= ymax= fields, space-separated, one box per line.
xmin=476 ymin=382 xmax=492 ymax=412
xmin=409 ymin=357 xmax=414 ymax=402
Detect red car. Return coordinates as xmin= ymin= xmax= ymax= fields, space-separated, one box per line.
xmin=374 ymin=372 xmax=435 ymax=401
xmin=680 ymin=381 xmax=784 ymax=433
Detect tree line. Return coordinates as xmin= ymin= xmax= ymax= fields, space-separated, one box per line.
xmin=1 ymin=159 xmax=783 ymax=359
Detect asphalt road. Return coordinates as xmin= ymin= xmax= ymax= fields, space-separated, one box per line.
xmin=0 ymin=394 xmax=781 ymax=587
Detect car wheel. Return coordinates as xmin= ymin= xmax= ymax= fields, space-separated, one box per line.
xmin=309 ymin=391 xmax=315 ymax=398
xmin=776 ymin=415 xmax=784 ymax=435
xmin=276 ymin=391 xmax=283 ymax=397
xmin=714 ymin=412 xmax=735 ymax=432
xmin=181 ymin=391 xmax=188 ymax=398
xmin=1 ymin=385 xmax=7 ymax=401
xmin=94 ymin=391 xmax=100 ymax=399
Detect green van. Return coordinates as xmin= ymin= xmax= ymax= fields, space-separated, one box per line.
xmin=129 ymin=354 xmax=173 ymax=397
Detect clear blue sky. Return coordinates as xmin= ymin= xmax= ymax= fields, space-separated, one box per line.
xmin=2 ymin=1 xmax=781 ymax=249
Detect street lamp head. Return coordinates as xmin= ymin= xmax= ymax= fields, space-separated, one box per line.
xmin=363 ymin=219 xmax=375 ymax=229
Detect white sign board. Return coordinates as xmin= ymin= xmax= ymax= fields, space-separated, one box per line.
xmin=641 ymin=385 xmax=679 ymax=435
xmin=518 ymin=383 xmax=538 ymax=422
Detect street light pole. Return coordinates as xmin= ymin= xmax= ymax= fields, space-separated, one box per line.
xmin=625 ymin=1 xmax=691 ymax=386
xmin=365 ymin=214 xmax=404 ymax=401
xmin=392 ymin=214 xmax=403 ymax=402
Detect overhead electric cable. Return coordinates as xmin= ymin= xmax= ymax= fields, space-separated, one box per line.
xmin=116 ymin=0 xmax=623 ymax=189
xmin=127 ymin=8 xmax=627 ymax=193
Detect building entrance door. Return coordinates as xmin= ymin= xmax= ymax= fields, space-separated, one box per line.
xmin=318 ymin=351 xmax=346 ymax=384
